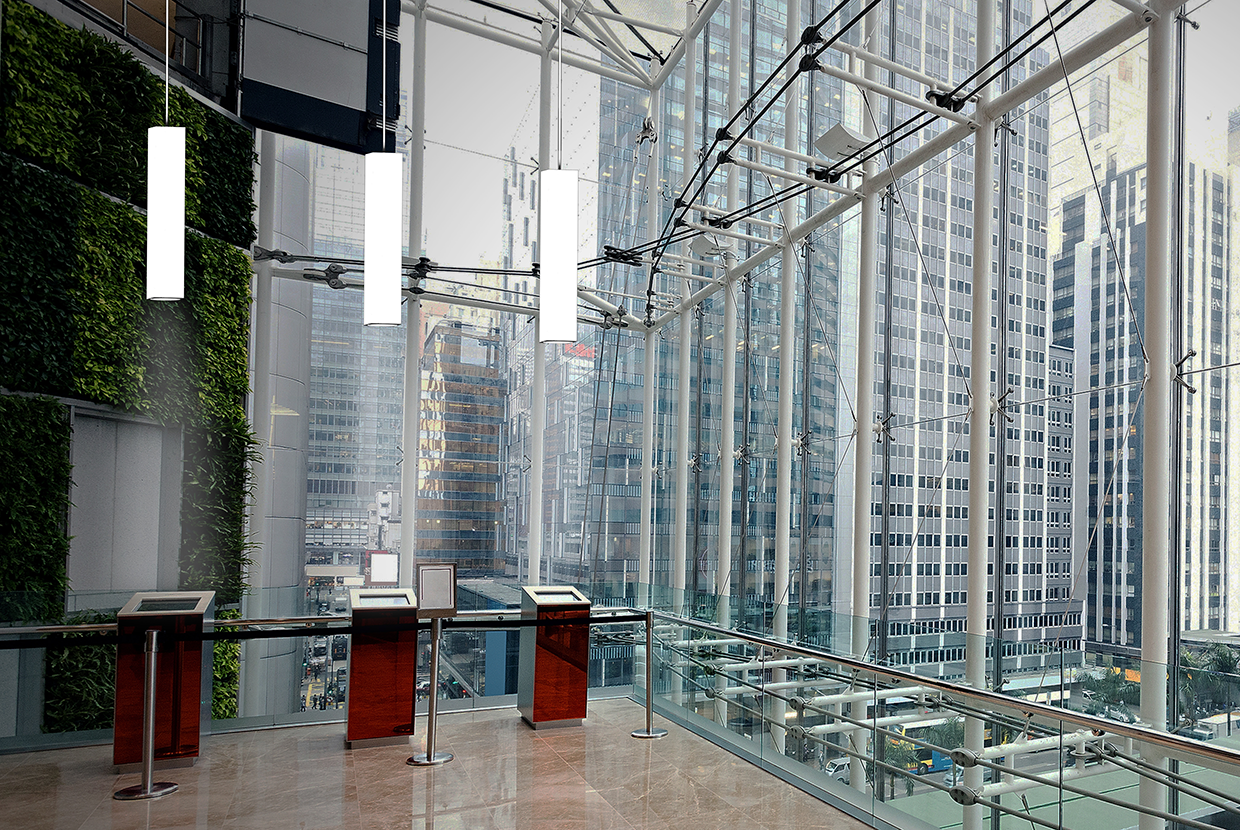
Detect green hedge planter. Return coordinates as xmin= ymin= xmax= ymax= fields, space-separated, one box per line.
xmin=42 ymin=610 xmax=117 ymax=733
xmin=0 ymin=0 xmax=257 ymax=248
xmin=0 ymin=156 xmax=257 ymax=606
xmin=0 ymin=395 xmax=72 ymax=624
xmin=0 ymin=0 xmax=258 ymax=730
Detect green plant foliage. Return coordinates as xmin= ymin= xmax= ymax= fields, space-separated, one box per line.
xmin=0 ymin=0 xmax=256 ymax=247
xmin=72 ymin=30 xmax=160 ymax=205
xmin=1 ymin=154 xmax=257 ymax=611
xmin=0 ymin=4 xmax=259 ymax=725
xmin=42 ymin=610 xmax=117 ymax=733
xmin=71 ymin=187 xmax=148 ymax=409
xmin=0 ymin=395 xmax=72 ymax=623
xmin=180 ymin=413 xmax=258 ymax=605
xmin=212 ymin=607 xmax=241 ymax=720
xmin=0 ymin=0 xmax=83 ymax=171
xmin=0 ymin=154 xmax=81 ymax=397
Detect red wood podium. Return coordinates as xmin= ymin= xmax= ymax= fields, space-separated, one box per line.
xmin=346 ymin=588 xmax=418 ymax=747
xmin=517 ymin=586 xmax=591 ymax=729
xmin=113 ymin=592 xmax=214 ymax=768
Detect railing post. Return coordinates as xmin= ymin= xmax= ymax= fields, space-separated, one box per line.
xmin=633 ymin=609 xmax=668 ymax=739
xmin=114 ymin=629 xmax=178 ymax=800
xmin=1139 ymin=5 xmax=1174 ymax=829
xmin=408 ymin=617 xmax=453 ymax=765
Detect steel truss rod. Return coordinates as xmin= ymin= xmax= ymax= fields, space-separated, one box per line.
xmin=454 ymin=0 xmax=654 ymax=62
xmin=696 ymin=178 xmax=817 ymax=233
xmin=830 ymin=39 xmax=966 ymax=96
xmin=736 ymin=136 xmax=828 ymax=170
xmin=729 ymin=155 xmax=857 ymax=197
xmin=809 ymin=57 xmax=978 ymax=127
xmin=647 ymin=2 xmax=1174 ymax=331
xmin=659 ymin=269 xmax=721 ymax=284
xmin=681 ymin=219 xmax=776 ymax=248
xmin=644 ymin=0 xmax=880 ymax=297
xmin=649 ymin=0 xmax=725 ymax=90
xmin=549 ymin=0 xmax=652 ymax=84
xmin=415 ymin=4 xmax=643 ymax=87
xmin=578 ymin=288 xmax=648 ymax=329
xmin=942 ymin=0 xmax=1082 ymax=100
xmin=645 ymin=0 xmax=1082 ymax=289
xmin=599 ymin=184 xmax=812 ymax=269
xmin=691 ymin=201 xmax=788 ymax=231
xmin=534 ymin=0 xmax=645 ymax=79
xmin=579 ymin=4 xmax=682 ymax=37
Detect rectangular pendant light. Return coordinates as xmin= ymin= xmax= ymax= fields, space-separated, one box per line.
xmin=146 ymin=126 xmax=185 ymax=301
xmin=537 ymin=169 xmax=579 ymax=343
xmin=364 ymin=152 xmax=404 ymax=327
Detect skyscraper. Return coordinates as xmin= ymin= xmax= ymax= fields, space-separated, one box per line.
xmin=1050 ymin=58 xmax=1240 ymax=653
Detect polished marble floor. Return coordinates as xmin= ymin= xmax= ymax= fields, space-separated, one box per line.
xmin=0 ymin=698 xmax=872 ymax=830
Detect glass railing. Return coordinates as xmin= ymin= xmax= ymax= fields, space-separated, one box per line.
xmin=0 ymin=586 xmax=640 ymax=751
xmin=637 ymin=611 xmax=1240 ymax=830
xmin=4 ymin=584 xmax=1239 ymax=830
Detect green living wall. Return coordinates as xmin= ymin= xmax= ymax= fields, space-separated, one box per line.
xmin=0 ymin=0 xmax=259 ymax=726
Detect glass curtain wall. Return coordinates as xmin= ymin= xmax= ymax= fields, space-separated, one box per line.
xmin=1175 ymin=0 xmax=1240 ymax=742
xmin=259 ymin=0 xmax=1240 ymax=758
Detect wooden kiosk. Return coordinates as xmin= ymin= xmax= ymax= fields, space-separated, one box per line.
xmin=517 ymin=585 xmax=591 ymax=729
xmin=113 ymin=591 xmax=214 ymax=768
xmin=346 ymin=588 xmax=418 ymax=747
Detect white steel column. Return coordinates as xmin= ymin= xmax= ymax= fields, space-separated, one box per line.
xmin=644 ymin=61 xmax=664 ymax=605
xmin=240 ymin=129 xmax=277 ymax=717
xmin=964 ymin=1 xmax=996 ymax=828
xmin=848 ymin=9 xmax=881 ymax=793
xmin=714 ymin=0 xmax=741 ymax=729
xmin=718 ymin=0 xmax=742 ymax=630
xmin=399 ymin=0 xmax=428 ymax=589
xmin=768 ymin=0 xmax=801 ymax=759
xmin=1139 ymin=8 xmax=1173 ymax=829
xmin=530 ymin=20 xmax=553 ymax=585
xmin=639 ymin=328 xmax=656 ymax=606
xmin=674 ymin=291 xmax=691 ymax=613
xmin=773 ymin=0 xmax=800 ymax=645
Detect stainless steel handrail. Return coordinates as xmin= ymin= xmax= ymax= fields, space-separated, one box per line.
xmin=651 ymin=610 xmax=1240 ymax=770
xmin=0 ymin=607 xmax=641 ymax=638
xmin=0 ymin=623 xmax=119 ymax=636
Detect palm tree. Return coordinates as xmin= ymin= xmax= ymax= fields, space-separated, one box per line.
xmin=924 ymin=717 xmax=966 ymax=754
xmin=1204 ymin=643 xmax=1239 ymax=737
xmin=883 ymin=736 xmax=920 ymax=797
xmin=1082 ymin=666 xmax=1140 ymax=721
xmin=1178 ymin=648 xmax=1203 ymax=726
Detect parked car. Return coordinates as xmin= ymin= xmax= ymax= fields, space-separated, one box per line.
xmin=824 ymin=757 xmax=851 ymax=783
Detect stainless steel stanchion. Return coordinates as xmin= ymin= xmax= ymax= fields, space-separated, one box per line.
xmin=114 ymin=629 xmax=179 ymax=800
xmin=632 ymin=609 xmax=667 ymax=739
xmin=408 ymin=617 xmax=453 ymax=765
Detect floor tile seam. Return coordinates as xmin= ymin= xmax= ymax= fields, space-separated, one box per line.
xmin=414 ymin=755 xmax=503 ymax=808
xmin=671 ymin=745 xmax=809 ymax=818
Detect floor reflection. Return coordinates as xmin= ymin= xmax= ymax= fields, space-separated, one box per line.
xmin=1 ymin=698 xmax=871 ymax=830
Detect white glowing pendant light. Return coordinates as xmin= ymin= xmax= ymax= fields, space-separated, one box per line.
xmin=146 ymin=126 xmax=186 ymax=301
xmin=364 ymin=151 xmax=403 ymax=326
xmin=363 ymin=0 xmax=402 ymax=327
xmin=538 ymin=169 xmax=579 ymax=342
xmin=538 ymin=0 xmax=578 ymax=343
xmin=146 ymin=1 xmax=183 ymax=302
